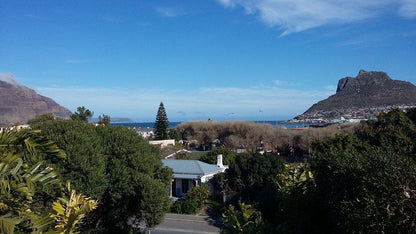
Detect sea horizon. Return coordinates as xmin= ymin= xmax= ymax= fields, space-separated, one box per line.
xmin=111 ymin=120 xmax=312 ymax=129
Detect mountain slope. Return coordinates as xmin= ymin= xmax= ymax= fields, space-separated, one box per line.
xmin=295 ymin=70 xmax=416 ymax=121
xmin=0 ymin=73 xmax=72 ymax=125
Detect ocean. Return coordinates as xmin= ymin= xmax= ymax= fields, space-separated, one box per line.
xmin=111 ymin=121 xmax=312 ymax=129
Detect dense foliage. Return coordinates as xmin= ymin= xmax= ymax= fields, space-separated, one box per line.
xmin=154 ymin=102 xmax=169 ymax=140
xmin=171 ymin=199 xmax=198 ymax=214
xmin=219 ymin=108 xmax=416 ymax=233
xmin=200 ymin=147 xmax=237 ymax=165
xmin=187 ymin=184 xmax=210 ymax=207
xmin=0 ymin=128 xmax=97 ymax=234
xmin=29 ymin=117 xmax=172 ymax=232
xmin=222 ymin=201 xmax=263 ymax=234
xmin=311 ymin=109 xmax=416 ymax=233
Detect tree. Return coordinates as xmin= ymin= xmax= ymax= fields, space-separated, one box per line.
xmin=200 ymin=147 xmax=237 ymax=165
xmin=29 ymin=119 xmax=108 ymax=200
xmin=168 ymin=128 xmax=181 ymax=141
xmin=98 ymin=114 xmax=111 ymax=126
xmin=28 ymin=118 xmax=172 ymax=232
xmin=311 ymin=133 xmax=416 ymax=233
xmin=49 ymin=181 xmax=98 ymax=233
xmin=70 ymin=106 xmax=93 ymax=122
xmin=0 ymin=128 xmax=65 ymax=233
xmin=154 ymin=102 xmax=169 ymax=140
xmin=27 ymin=113 xmax=55 ymax=125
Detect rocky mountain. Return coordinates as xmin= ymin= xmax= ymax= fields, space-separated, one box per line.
xmin=0 ymin=73 xmax=72 ymax=126
xmin=294 ymin=70 xmax=416 ymax=122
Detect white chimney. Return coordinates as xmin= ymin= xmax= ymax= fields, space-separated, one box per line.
xmin=217 ymin=154 xmax=223 ymax=168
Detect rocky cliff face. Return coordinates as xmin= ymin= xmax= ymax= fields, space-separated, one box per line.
xmin=294 ymin=70 xmax=416 ymax=121
xmin=0 ymin=73 xmax=72 ymax=125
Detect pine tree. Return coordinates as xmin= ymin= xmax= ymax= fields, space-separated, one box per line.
xmin=154 ymin=102 xmax=169 ymax=140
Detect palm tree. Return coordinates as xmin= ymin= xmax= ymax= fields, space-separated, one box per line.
xmin=50 ymin=182 xmax=98 ymax=234
xmin=0 ymin=128 xmax=65 ymax=233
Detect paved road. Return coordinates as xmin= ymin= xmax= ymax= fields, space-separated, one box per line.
xmin=151 ymin=213 xmax=221 ymax=234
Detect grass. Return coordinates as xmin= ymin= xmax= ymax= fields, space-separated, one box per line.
xmin=186 ymin=151 xmax=210 ymax=160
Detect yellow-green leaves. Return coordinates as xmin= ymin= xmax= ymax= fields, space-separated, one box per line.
xmin=50 ymin=182 xmax=97 ymax=234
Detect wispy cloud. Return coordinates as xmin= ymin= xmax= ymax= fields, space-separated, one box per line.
xmin=156 ymin=7 xmax=186 ymax=18
xmin=35 ymin=83 xmax=334 ymax=121
xmin=399 ymin=0 xmax=416 ymax=18
xmin=216 ymin=0 xmax=416 ymax=35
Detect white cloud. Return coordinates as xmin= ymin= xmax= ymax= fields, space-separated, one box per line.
xmin=216 ymin=0 xmax=416 ymax=35
xmin=35 ymin=84 xmax=334 ymax=121
xmin=156 ymin=7 xmax=186 ymax=18
xmin=399 ymin=0 xmax=416 ymax=18
xmin=0 ymin=73 xmax=22 ymax=86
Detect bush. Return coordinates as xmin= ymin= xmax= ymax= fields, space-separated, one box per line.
xmin=187 ymin=184 xmax=210 ymax=207
xmin=222 ymin=201 xmax=263 ymax=234
xmin=171 ymin=199 xmax=198 ymax=214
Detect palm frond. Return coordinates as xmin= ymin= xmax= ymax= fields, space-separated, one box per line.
xmin=0 ymin=213 xmax=22 ymax=234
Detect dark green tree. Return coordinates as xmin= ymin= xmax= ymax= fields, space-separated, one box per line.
xmin=70 ymin=106 xmax=93 ymax=122
xmin=168 ymin=128 xmax=181 ymax=141
xmin=28 ymin=118 xmax=172 ymax=232
xmin=29 ymin=119 xmax=108 ymax=199
xmin=98 ymin=114 xmax=111 ymax=126
xmin=311 ymin=133 xmax=416 ymax=233
xmin=27 ymin=113 xmax=55 ymax=125
xmin=154 ymin=102 xmax=169 ymax=140
xmin=200 ymin=147 xmax=237 ymax=165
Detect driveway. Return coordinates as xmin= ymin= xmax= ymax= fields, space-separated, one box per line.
xmin=152 ymin=213 xmax=221 ymax=234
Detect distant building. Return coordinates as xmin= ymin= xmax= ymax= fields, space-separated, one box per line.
xmin=162 ymin=155 xmax=228 ymax=197
xmin=138 ymin=128 xmax=154 ymax=139
xmin=149 ymin=139 xmax=175 ymax=148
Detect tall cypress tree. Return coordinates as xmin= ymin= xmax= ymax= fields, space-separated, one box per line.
xmin=154 ymin=102 xmax=169 ymax=140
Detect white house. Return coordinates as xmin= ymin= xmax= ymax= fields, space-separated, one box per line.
xmin=162 ymin=155 xmax=228 ymax=197
xmin=149 ymin=139 xmax=175 ymax=148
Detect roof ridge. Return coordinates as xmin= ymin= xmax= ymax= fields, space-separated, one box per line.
xmin=196 ymin=161 xmax=205 ymax=174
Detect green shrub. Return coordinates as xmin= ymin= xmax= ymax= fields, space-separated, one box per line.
xmin=187 ymin=184 xmax=210 ymax=207
xmin=171 ymin=199 xmax=198 ymax=214
xmin=171 ymin=201 xmax=182 ymax=214
xmin=181 ymin=199 xmax=198 ymax=214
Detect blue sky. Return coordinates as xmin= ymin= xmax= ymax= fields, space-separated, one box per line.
xmin=1 ymin=0 xmax=415 ymax=121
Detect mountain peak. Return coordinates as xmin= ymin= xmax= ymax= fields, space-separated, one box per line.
xmin=337 ymin=70 xmax=391 ymax=93
xmin=0 ymin=73 xmax=72 ymax=126
xmin=358 ymin=69 xmax=367 ymax=75
xmin=0 ymin=73 xmax=22 ymax=87
xmin=295 ymin=70 xmax=416 ymax=122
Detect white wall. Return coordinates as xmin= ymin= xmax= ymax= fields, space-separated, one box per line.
xmin=149 ymin=139 xmax=175 ymax=148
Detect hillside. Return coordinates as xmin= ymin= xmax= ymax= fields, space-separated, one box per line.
xmin=0 ymin=73 xmax=72 ymax=125
xmin=294 ymin=70 xmax=416 ymax=122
